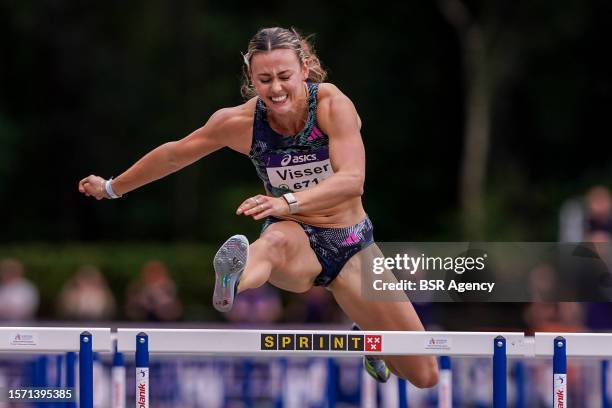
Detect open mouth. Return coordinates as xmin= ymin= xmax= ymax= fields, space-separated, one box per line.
xmin=270 ymin=94 xmax=288 ymax=104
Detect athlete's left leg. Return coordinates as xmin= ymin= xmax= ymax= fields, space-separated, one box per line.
xmin=328 ymin=244 xmax=439 ymax=388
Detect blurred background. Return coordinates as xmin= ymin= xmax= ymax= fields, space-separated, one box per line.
xmin=1 ymin=0 xmax=611 ymax=329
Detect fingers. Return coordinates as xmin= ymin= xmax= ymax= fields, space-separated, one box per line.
xmin=252 ymin=205 xmax=274 ymax=220
xmin=236 ymin=195 xmax=275 ymax=219
xmin=243 ymin=201 xmax=269 ymax=216
xmin=246 ymin=202 xmax=269 ymax=217
xmin=236 ymin=195 xmax=265 ymax=215
xmin=81 ymin=182 xmax=90 ymax=196
xmin=78 ymin=176 xmax=91 ymax=193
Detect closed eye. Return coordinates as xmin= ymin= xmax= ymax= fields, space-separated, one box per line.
xmin=259 ymin=76 xmax=291 ymax=83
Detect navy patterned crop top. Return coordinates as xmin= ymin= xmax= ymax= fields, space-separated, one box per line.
xmin=248 ymin=82 xmax=334 ymax=197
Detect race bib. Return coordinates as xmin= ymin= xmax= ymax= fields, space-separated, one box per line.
xmin=265 ymin=149 xmax=334 ymax=191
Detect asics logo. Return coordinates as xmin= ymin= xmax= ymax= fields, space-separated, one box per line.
xmin=280 ymin=153 xmax=317 ymax=166
xmin=281 ymin=154 xmax=292 ymax=166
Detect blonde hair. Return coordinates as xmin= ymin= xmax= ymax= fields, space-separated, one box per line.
xmin=241 ymin=27 xmax=327 ymax=99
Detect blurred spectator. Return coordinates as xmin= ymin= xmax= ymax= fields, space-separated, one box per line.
xmin=225 ymin=284 xmax=282 ymax=324
xmin=557 ymin=187 xmax=612 ymax=331
xmin=523 ymin=261 xmax=585 ymax=335
xmin=523 ymin=302 xmax=584 ymax=335
xmin=528 ymin=263 xmax=557 ymax=302
xmin=585 ymin=230 xmax=612 ymax=287
xmin=56 ymin=265 xmax=116 ymax=320
xmin=560 ymin=185 xmax=612 ymax=241
xmin=582 ymin=231 xmax=612 ymax=330
xmin=0 ymin=258 xmax=39 ymax=320
xmin=284 ymin=286 xmax=343 ymax=324
xmin=125 ymin=260 xmax=182 ymax=321
xmin=586 ymin=186 xmax=612 ymax=234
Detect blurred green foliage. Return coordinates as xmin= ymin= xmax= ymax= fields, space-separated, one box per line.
xmin=0 ymin=243 xmax=221 ymax=321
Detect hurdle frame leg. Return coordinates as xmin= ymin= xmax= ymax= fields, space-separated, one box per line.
xmin=398 ymin=378 xmax=408 ymax=407
xmin=79 ymin=331 xmax=93 ymax=408
xmin=65 ymin=351 xmax=76 ymax=408
xmin=553 ymin=337 xmax=567 ymax=408
xmin=493 ymin=336 xmax=506 ymax=408
xmin=602 ymin=360 xmax=610 ymax=408
xmin=438 ymin=356 xmax=452 ymax=408
xmin=513 ymin=360 xmax=526 ymax=408
xmin=112 ymin=338 xmax=126 ymax=408
xmin=136 ymin=332 xmax=150 ymax=408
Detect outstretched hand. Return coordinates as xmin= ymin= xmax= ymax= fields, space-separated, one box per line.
xmin=78 ymin=175 xmax=108 ymax=200
xmin=236 ymin=194 xmax=290 ymax=220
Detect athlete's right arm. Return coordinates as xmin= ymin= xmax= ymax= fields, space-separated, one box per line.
xmin=78 ymin=108 xmax=241 ymax=200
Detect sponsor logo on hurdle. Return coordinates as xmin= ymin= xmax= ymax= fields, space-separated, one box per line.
xmin=553 ymin=374 xmax=567 ymax=408
xmin=260 ymin=333 xmax=383 ymax=352
xmin=425 ymin=337 xmax=452 ymax=351
xmin=9 ymin=332 xmax=38 ymax=346
xmin=136 ymin=367 xmax=149 ymax=408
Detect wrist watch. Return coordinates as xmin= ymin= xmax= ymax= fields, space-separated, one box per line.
xmin=282 ymin=193 xmax=300 ymax=214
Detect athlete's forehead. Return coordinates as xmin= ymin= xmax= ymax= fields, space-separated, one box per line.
xmin=250 ymin=49 xmax=301 ymax=76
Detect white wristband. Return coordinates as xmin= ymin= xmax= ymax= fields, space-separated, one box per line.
xmin=104 ymin=178 xmax=121 ymax=199
xmin=282 ymin=193 xmax=299 ymax=214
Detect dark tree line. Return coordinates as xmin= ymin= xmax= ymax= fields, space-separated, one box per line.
xmin=1 ymin=0 xmax=611 ymax=243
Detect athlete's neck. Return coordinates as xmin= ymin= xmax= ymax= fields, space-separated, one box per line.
xmin=268 ymin=110 xmax=308 ymax=136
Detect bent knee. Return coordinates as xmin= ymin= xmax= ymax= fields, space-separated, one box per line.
xmin=411 ymin=358 xmax=439 ymax=388
xmin=258 ymin=230 xmax=288 ymax=264
xmin=393 ymin=357 xmax=439 ymax=389
xmin=410 ymin=364 xmax=439 ymax=389
xmin=261 ymin=230 xmax=288 ymax=250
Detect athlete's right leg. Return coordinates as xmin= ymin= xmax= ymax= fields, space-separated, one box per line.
xmin=240 ymin=220 xmax=322 ymax=293
xmin=213 ymin=220 xmax=322 ymax=312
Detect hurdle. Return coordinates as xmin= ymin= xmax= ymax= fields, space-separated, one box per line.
xmin=0 ymin=327 xmax=112 ymax=408
xmin=117 ymin=329 xmax=526 ymax=407
xmin=3 ymin=328 xmax=612 ymax=406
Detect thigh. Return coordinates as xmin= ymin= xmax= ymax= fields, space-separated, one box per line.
xmin=329 ymin=243 xmax=425 ymax=331
xmin=260 ymin=220 xmax=322 ymax=293
xmin=328 ymin=244 xmax=435 ymax=380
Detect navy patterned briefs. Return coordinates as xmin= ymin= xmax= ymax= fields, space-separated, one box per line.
xmin=262 ymin=216 xmax=375 ymax=286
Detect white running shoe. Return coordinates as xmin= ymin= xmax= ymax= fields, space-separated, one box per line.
xmin=212 ymin=235 xmax=249 ymax=312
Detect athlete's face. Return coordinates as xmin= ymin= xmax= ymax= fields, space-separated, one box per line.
xmin=250 ymin=49 xmax=309 ymax=115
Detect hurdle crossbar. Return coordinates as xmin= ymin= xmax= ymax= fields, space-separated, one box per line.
xmin=0 ymin=327 xmax=112 ymax=353
xmin=535 ymin=332 xmax=612 ymax=358
xmin=116 ymin=329 xmax=526 ymax=356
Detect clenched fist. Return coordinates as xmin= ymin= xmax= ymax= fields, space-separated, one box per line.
xmin=78 ymin=175 xmax=109 ymax=200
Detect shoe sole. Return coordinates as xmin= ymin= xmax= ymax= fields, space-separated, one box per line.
xmin=212 ymin=235 xmax=249 ymax=312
